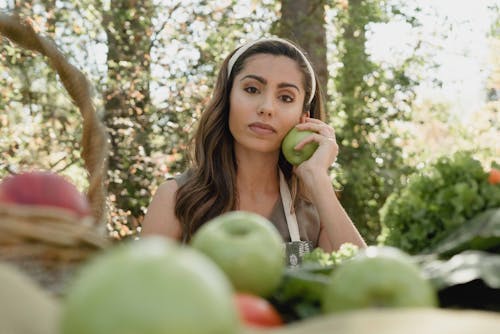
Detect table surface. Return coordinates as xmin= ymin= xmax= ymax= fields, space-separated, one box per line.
xmin=243 ymin=308 xmax=500 ymax=334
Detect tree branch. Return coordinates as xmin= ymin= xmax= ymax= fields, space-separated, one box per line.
xmin=149 ymin=1 xmax=182 ymax=51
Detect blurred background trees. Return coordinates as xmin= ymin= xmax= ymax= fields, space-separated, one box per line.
xmin=1 ymin=0 xmax=499 ymax=243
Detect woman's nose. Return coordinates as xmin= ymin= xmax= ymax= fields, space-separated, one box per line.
xmin=258 ymin=94 xmax=274 ymax=116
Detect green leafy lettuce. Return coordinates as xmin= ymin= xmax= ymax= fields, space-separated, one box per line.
xmin=379 ymin=152 xmax=500 ymax=254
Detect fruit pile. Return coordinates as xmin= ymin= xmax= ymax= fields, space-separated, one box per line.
xmin=60 ymin=212 xmax=288 ymax=334
xmin=268 ymin=244 xmax=438 ymax=322
xmin=1 ymin=172 xmax=498 ymax=332
xmin=3 ymin=210 xmax=450 ymax=333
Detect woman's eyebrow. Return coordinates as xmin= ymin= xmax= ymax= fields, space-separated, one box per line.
xmin=240 ymin=74 xmax=300 ymax=93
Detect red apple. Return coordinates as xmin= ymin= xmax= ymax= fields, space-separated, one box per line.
xmin=234 ymin=293 xmax=283 ymax=328
xmin=0 ymin=171 xmax=91 ymax=217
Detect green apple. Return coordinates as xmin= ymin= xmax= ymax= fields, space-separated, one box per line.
xmin=61 ymin=236 xmax=240 ymax=334
xmin=281 ymin=127 xmax=319 ymax=166
xmin=322 ymin=246 xmax=437 ymax=313
xmin=190 ymin=211 xmax=285 ymax=297
xmin=0 ymin=263 xmax=60 ymax=334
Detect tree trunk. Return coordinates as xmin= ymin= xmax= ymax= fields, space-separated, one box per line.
xmin=102 ymin=0 xmax=154 ymax=228
xmin=334 ymin=0 xmax=388 ymax=243
xmin=278 ymin=0 xmax=328 ymax=110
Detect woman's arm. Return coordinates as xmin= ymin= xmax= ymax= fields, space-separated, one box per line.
xmin=141 ymin=180 xmax=183 ymax=240
xmin=293 ymin=119 xmax=367 ymax=252
xmin=303 ymin=171 xmax=366 ymax=252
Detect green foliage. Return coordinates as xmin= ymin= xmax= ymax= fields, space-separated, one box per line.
xmin=101 ymin=0 xmax=157 ymax=232
xmin=0 ymin=2 xmax=89 ymax=189
xmin=430 ymin=208 xmax=500 ymax=257
xmin=419 ymin=250 xmax=500 ymax=291
xmin=379 ymin=152 xmax=500 ymax=254
xmin=302 ymin=242 xmax=359 ymax=267
xmin=331 ymin=0 xmax=425 ymax=243
xmin=2 ymin=0 xmax=498 ymax=245
xmin=418 ymin=250 xmax=500 ymax=311
xmin=269 ymin=243 xmax=359 ymax=322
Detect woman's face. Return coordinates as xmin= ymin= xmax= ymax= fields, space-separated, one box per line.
xmin=229 ymin=54 xmax=307 ymax=155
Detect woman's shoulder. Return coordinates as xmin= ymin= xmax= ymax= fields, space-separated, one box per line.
xmin=169 ymin=169 xmax=194 ymax=187
xmin=156 ymin=168 xmax=195 ymax=198
xmin=141 ymin=179 xmax=181 ymax=239
xmin=152 ymin=169 xmax=196 ymax=203
xmin=155 ymin=178 xmax=179 ymax=198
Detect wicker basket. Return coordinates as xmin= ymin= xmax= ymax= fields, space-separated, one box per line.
xmin=0 ymin=14 xmax=110 ymax=295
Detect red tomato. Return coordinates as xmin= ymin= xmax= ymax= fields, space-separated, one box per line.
xmin=489 ymin=168 xmax=500 ymax=185
xmin=234 ymin=293 xmax=283 ymax=328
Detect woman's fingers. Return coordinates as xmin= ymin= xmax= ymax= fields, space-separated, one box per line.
xmin=292 ymin=118 xmax=339 ymax=168
xmin=293 ymin=132 xmax=322 ymax=150
xmin=294 ymin=131 xmax=338 ymax=152
xmin=295 ymin=119 xmax=336 ymax=142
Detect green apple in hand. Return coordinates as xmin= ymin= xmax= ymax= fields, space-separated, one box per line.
xmin=191 ymin=211 xmax=285 ymax=297
xmin=61 ymin=236 xmax=240 ymax=334
xmin=322 ymin=246 xmax=437 ymax=313
xmin=281 ymin=127 xmax=319 ymax=166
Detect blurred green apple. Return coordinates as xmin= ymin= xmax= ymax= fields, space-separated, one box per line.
xmin=322 ymin=246 xmax=437 ymax=313
xmin=191 ymin=211 xmax=285 ymax=297
xmin=61 ymin=236 xmax=240 ymax=334
xmin=0 ymin=263 xmax=60 ymax=334
xmin=281 ymin=127 xmax=318 ymax=166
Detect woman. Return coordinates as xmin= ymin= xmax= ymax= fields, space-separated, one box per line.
xmin=142 ymin=37 xmax=366 ymax=252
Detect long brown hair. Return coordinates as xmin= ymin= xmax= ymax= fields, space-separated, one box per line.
xmin=175 ymin=38 xmax=326 ymax=241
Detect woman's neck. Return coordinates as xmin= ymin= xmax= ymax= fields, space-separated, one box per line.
xmin=235 ymin=149 xmax=280 ymax=196
xmin=234 ymin=150 xmax=280 ymax=216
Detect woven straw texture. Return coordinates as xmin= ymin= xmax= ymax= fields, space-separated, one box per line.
xmin=0 ymin=14 xmax=110 ymax=295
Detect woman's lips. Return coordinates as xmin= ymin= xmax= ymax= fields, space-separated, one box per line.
xmin=248 ymin=122 xmax=276 ymax=135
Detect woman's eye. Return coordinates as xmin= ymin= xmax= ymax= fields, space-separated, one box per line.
xmin=244 ymin=86 xmax=258 ymax=94
xmin=280 ymin=95 xmax=294 ymax=103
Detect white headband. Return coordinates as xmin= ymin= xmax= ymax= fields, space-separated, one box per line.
xmin=227 ymin=37 xmax=316 ymax=106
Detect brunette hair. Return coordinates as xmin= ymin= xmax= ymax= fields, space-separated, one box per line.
xmin=175 ymin=38 xmax=325 ymax=241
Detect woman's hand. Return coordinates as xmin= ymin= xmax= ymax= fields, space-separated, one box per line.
xmin=291 ymin=118 xmax=367 ymax=251
xmin=292 ymin=117 xmax=338 ymax=184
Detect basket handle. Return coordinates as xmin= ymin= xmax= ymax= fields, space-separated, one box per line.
xmin=0 ymin=14 xmax=108 ymax=226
